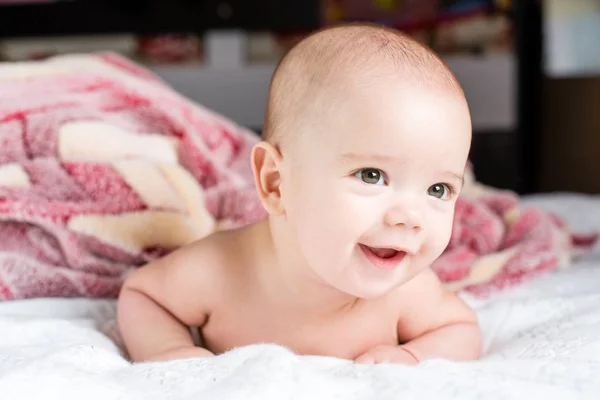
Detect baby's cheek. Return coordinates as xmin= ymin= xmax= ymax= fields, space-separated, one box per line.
xmin=296 ymin=194 xmax=341 ymax=237
xmin=303 ymin=199 xmax=360 ymax=253
xmin=430 ymin=221 xmax=454 ymax=257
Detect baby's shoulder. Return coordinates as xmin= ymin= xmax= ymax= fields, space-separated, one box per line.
xmin=384 ymin=268 xmax=448 ymax=316
xmin=152 ymin=221 xmax=264 ymax=296
xmin=179 ymin=230 xmax=234 ymax=267
xmin=185 ymin=223 xmax=258 ymax=271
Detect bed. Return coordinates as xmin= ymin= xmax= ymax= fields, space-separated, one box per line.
xmin=0 ymin=194 xmax=597 ymax=399
xmin=1 ymin=1 xmax=598 ymax=399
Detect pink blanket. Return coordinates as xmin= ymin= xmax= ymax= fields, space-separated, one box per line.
xmin=434 ymin=171 xmax=597 ymax=295
xmin=0 ymin=53 xmax=596 ymax=300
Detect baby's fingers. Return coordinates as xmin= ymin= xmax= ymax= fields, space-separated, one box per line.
xmin=354 ymin=353 xmax=376 ymax=364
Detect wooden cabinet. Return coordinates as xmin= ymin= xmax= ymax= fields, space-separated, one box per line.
xmin=540 ymin=77 xmax=600 ymax=194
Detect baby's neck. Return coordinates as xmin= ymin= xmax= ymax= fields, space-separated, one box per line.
xmin=254 ymin=218 xmax=359 ymax=318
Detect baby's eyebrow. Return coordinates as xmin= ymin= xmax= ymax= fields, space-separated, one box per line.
xmin=446 ymin=172 xmax=465 ymax=186
xmin=339 ymin=152 xmax=397 ymax=162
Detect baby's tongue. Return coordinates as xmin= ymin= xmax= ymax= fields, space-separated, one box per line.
xmin=368 ymin=247 xmax=398 ymax=259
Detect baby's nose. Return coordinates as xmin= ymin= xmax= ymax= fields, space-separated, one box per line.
xmin=384 ymin=206 xmax=422 ymax=231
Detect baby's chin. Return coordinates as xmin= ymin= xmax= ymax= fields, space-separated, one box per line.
xmin=343 ymin=286 xmax=398 ymax=301
xmin=335 ymin=260 xmax=436 ymax=299
xmin=307 ymin=251 xmax=429 ymax=299
xmin=329 ymin=277 xmax=405 ymax=300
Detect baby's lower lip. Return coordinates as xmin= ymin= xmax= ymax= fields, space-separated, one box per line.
xmin=359 ymin=244 xmax=406 ymax=271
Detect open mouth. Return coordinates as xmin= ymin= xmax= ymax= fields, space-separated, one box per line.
xmin=367 ymin=247 xmax=399 ymax=259
xmin=359 ymin=244 xmax=407 ymax=270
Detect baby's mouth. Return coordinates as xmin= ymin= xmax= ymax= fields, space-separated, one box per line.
xmin=359 ymin=244 xmax=407 ymax=270
xmin=366 ymin=246 xmax=399 ymax=259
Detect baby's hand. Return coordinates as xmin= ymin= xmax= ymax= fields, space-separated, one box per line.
xmin=142 ymin=346 xmax=215 ymax=363
xmin=354 ymin=345 xmax=419 ymax=365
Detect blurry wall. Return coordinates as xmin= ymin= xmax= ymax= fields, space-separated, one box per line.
xmin=540 ymin=0 xmax=600 ymax=194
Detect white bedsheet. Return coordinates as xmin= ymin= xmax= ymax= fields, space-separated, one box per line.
xmin=0 ymin=193 xmax=598 ymax=400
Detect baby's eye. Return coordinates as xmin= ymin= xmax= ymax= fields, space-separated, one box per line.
xmin=355 ymin=168 xmax=386 ymax=185
xmin=427 ymin=183 xmax=452 ymax=199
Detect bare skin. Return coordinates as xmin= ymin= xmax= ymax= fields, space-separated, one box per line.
xmin=119 ymin=220 xmax=479 ymax=364
xmin=118 ymin=23 xmax=482 ymax=365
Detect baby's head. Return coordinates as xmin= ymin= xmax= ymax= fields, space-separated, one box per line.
xmin=252 ymin=24 xmax=472 ymax=299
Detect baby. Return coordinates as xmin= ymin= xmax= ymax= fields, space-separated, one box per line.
xmin=117 ymin=23 xmax=482 ymax=365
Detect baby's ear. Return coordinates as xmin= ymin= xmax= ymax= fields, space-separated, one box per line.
xmin=251 ymin=141 xmax=285 ymax=215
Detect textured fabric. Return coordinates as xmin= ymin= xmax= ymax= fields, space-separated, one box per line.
xmin=0 ymin=52 xmax=264 ymax=300
xmin=433 ymin=170 xmax=597 ymax=296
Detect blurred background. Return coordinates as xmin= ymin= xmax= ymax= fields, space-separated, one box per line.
xmin=0 ymin=0 xmax=598 ymax=194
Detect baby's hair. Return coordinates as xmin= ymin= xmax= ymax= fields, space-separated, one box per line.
xmin=262 ymin=23 xmax=463 ymax=145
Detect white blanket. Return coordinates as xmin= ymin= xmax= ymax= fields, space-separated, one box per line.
xmin=0 ymin=194 xmax=599 ymax=400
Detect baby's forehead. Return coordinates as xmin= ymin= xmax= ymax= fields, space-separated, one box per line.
xmin=285 ymin=80 xmax=468 ymax=150
xmin=265 ymin=25 xmax=465 ymax=145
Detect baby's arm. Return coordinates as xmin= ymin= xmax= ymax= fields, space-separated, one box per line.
xmin=356 ymin=268 xmax=482 ymax=364
xmin=117 ymin=240 xmax=219 ymax=362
